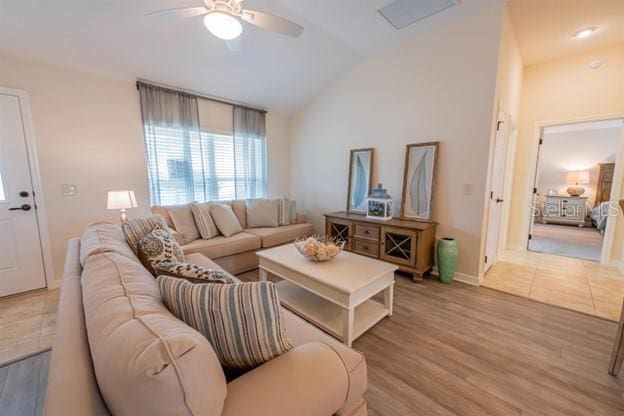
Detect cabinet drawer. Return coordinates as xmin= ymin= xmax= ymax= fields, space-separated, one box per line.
xmin=354 ymin=223 xmax=379 ymax=240
xmin=353 ymin=239 xmax=379 ymax=257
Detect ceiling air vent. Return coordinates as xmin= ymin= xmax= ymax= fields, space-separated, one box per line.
xmin=378 ymin=0 xmax=461 ymax=30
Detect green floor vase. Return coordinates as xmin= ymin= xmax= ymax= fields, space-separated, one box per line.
xmin=437 ymin=238 xmax=457 ymax=284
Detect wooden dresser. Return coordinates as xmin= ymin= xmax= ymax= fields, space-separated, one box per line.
xmin=324 ymin=211 xmax=437 ymax=281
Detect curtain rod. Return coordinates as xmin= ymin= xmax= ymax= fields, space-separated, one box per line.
xmin=136 ymin=79 xmax=268 ymax=114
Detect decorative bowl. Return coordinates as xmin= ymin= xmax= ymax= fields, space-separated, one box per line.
xmin=294 ymin=236 xmax=345 ymax=262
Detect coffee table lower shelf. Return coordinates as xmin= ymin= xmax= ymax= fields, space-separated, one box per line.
xmin=275 ymin=280 xmax=390 ymax=346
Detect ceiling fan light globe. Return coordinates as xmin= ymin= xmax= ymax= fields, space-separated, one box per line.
xmin=203 ymin=11 xmax=242 ymax=40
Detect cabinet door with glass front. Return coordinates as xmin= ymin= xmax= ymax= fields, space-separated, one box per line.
xmin=380 ymin=226 xmax=417 ymax=266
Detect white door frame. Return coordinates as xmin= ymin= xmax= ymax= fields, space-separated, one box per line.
xmin=521 ymin=113 xmax=624 ymax=266
xmin=0 ymin=86 xmax=56 ymax=289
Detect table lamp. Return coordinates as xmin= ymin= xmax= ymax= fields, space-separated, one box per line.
xmin=566 ymin=170 xmax=590 ymax=197
xmin=107 ymin=190 xmax=137 ymax=223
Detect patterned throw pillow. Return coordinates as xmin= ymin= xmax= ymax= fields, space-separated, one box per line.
xmin=137 ymin=224 xmax=185 ymax=275
xmin=156 ymin=261 xmax=231 ymax=284
xmin=122 ymin=215 xmax=168 ymax=254
xmin=191 ymin=202 xmax=220 ymax=240
xmin=158 ymin=276 xmax=293 ymax=369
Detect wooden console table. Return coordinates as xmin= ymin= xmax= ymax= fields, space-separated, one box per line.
xmin=325 ymin=211 xmax=437 ymax=281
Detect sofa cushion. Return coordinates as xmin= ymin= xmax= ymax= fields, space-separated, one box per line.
xmin=150 ymin=205 xmax=174 ymax=228
xmin=246 ymin=198 xmax=280 ymax=228
xmin=230 ymin=200 xmax=247 ymax=229
xmin=167 ymin=204 xmax=201 ymax=243
xmin=181 ymin=232 xmax=261 ymax=259
xmin=158 ymin=276 xmax=293 ymax=370
xmin=121 ymin=215 xmax=169 ymax=254
xmin=245 ymin=223 xmax=314 ymax=248
xmin=282 ymin=308 xmax=367 ymax=415
xmin=209 ymin=204 xmax=243 ymax=237
xmin=191 ymin=202 xmax=219 ymax=239
xmin=137 ymin=224 xmax=185 ymax=275
xmin=81 ymin=252 xmax=227 ymax=416
xmin=79 ymin=222 xmax=138 ymax=267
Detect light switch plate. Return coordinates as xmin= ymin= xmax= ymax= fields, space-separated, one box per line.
xmin=463 ymin=184 xmax=473 ymax=196
xmin=61 ymin=184 xmax=77 ymax=196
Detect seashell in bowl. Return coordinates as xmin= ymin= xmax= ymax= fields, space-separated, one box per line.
xmin=294 ymin=236 xmax=345 ymax=262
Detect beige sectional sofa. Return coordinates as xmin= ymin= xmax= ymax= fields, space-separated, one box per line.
xmin=44 ymin=223 xmax=368 ymax=416
xmin=151 ymin=200 xmax=313 ymax=275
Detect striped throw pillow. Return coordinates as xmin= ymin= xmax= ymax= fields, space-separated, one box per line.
xmin=191 ymin=202 xmax=219 ymax=239
xmin=122 ymin=215 xmax=168 ymax=254
xmin=158 ymin=275 xmax=293 ymax=369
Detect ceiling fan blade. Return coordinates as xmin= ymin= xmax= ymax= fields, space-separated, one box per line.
xmin=240 ymin=9 xmax=304 ymax=38
xmin=145 ymin=6 xmax=207 ymax=18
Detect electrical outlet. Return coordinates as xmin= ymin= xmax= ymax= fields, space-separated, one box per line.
xmin=463 ymin=184 xmax=473 ymax=196
xmin=61 ymin=184 xmax=77 ymax=196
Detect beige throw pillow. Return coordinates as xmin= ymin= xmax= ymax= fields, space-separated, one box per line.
xmin=289 ymin=200 xmax=297 ymax=224
xmin=191 ymin=203 xmax=219 ymax=240
xmin=277 ymin=197 xmax=290 ymax=226
xmin=246 ymin=198 xmax=280 ymax=228
xmin=209 ymin=204 xmax=243 ymax=237
xmin=167 ymin=204 xmax=200 ymax=244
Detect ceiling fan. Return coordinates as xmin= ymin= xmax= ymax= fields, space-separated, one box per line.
xmin=146 ymin=0 xmax=304 ymax=40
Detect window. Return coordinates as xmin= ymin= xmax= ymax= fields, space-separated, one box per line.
xmin=144 ymin=126 xmax=266 ymax=206
xmin=139 ymin=83 xmax=267 ymax=206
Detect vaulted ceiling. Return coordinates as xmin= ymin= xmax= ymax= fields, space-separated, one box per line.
xmin=0 ymin=0 xmax=500 ymax=114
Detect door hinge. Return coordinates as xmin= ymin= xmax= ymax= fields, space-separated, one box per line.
xmin=528 ymin=234 xmax=532 ymax=240
xmin=497 ymin=121 xmax=503 ymax=131
xmin=539 ymin=138 xmax=543 ymax=145
xmin=533 ymin=187 xmax=537 ymax=194
xmin=485 ymin=255 xmax=488 ymax=263
xmin=490 ymin=191 xmax=494 ymax=199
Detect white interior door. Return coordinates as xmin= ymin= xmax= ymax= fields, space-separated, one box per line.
xmin=0 ymin=92 xmax=46 ymax=297
xmin=484 ymin=110 xmax=510 ymax=272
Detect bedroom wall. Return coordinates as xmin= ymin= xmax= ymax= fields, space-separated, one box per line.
xmin=289 ymin=4 xmax=504 ymax=280
xmin=506 ymin=42 xmax=624 ymax=262
xmin=0 ymin=52 xmax=290 ymax=286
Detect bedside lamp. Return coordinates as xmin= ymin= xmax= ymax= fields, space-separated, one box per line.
xmin=566 ymin=170 xmax=590 ymax=197
xmin=107 ymin=190 xmax=137 ymax=223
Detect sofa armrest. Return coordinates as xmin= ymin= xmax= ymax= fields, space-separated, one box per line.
xmin=221 ymin=342 xmax=349 ymax=416
xmin=295 ymin=212 xmax=307 ymax=224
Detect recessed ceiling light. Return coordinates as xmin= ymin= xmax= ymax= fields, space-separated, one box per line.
xmin=574 ymin=27 xmax=598 ymax=39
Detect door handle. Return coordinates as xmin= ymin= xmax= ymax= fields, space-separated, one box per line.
xmin=496 ymin=198 xmax=504 ymax=203
xmin=9 ymin=204 xmax=32 ymax=211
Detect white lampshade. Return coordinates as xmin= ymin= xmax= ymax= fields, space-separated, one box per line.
xmin=107 ymin=190 xmax=138 ymax=210
xmin=566 ymin=170 xmax=590 ymax=185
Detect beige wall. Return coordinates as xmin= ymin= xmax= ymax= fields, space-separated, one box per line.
xmin=0 ymin=52 xmax=290 ymax=286
xmin=289 ymin=5 xmax=504 ymax=279
xmin=482 ymin=5 xmax=523 ymax=273
xmin=507 ymin=43 xmax=624 ymax=261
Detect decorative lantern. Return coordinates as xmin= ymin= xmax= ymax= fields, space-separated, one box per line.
xmin=367 ymin=183 xmax=393 ymax=220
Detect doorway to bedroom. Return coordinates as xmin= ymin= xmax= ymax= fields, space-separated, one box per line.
xmin=528 ymin=119 xmax=623 ymax=262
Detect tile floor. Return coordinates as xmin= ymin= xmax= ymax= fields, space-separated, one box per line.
xmin=0 ymin=289 xmax=59 ymax=366
xmin=482 ymin=250 xmax=624 ymax=321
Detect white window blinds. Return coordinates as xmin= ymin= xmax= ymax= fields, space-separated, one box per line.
xmin=139 ymin=83 xmax=267 ymax=206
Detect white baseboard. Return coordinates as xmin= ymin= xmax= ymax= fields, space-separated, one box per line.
xmin=430 ymin=266 xmax=480 ymax=286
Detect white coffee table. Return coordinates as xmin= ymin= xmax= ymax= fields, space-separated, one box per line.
xmin=257 ymin=244 xmax=397 ymax=347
